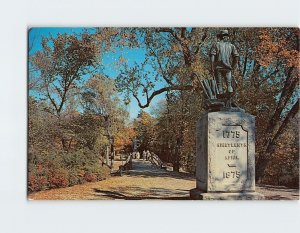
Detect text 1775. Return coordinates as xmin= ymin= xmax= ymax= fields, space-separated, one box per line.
xmin=223 ymin=131 xmax=240 ymax=138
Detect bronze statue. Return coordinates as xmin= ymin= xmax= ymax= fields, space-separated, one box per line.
xmin=198 ymin=30 xmax=240 ymax=111
xmin=210 ymin=30 xmax=239 ymax=95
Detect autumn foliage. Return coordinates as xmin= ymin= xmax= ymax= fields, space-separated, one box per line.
xmin=28 ymin=30 xmax=129 ymax=193
xmin=29 ymin=28 xmax=299 ymax=192
xmin=116 ymin=28 xmax=299 ymax=187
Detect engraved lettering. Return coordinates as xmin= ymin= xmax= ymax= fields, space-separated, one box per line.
xmin=216 ymin=142 xmax=247 ymax=147
xmin=216 ymin=125 xmax=248 ymax=185
xmin=223 ymin=171 xmax=241 ymax=179
xmin=222 ymin=130 xmax=241 ymax=138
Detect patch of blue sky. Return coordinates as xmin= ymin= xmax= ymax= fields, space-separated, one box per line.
xmin=29 ymin=27 xmax=167 ymax=120
xmin=101 ymin=42 xmax=167 ymax=119
xmin=29 ymin=27 xmax=88 ymax=54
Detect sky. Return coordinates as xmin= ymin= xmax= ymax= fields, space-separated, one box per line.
xmin=28 ymin=27 xmax=165 ymax=120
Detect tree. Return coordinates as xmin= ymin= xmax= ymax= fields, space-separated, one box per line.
xmin=116 ymin=28 xmax=299 ymax=181
xmin=29 ymin=29 xmax=122 ymax=150
xmin=30 ymin=32 xmax=103 ymax=116
xmin=81 ymin=75 xmax=129 ymax=164
xmin=230 ymin=28 xmax=299 ymax=182
xmin=116 ymin=28 xmax=208 ymax=108
xmin=28 ymin=27 xmax=299 ymax=188
xmin=133 ymin=110 xmax=156 ymax=153
xmin=151 ymin=90 xmax=203 ymax=172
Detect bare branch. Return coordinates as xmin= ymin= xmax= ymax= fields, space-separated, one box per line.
xmin=271 ymin=99 xmax=299 ymax=146
xmin=156 ymin=28 xmax=181 ymax=42
xmin=53 ymin=84 xmax=64 ymax=99
xmin=46 ymin=84 xmax=59 ymax=114
xmin=268 ymin=67 xmax=298 ymax=129
xmin=148 ymin=47 xmax=174 ymax=86
xmin=132 ymin=85 xmax=193 ymax=108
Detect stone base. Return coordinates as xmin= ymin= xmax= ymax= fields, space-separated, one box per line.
xmin=190 ymin=188 xmax=265 ymax=200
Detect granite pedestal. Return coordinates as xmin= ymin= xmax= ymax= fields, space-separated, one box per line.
xmin=190 ymin=110 xmax=264 ymax=200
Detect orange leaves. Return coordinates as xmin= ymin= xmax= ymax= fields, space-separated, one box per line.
xmin=255 ymin=29 xmax=300 ymax=69
xmin=49 ymin=169 xmax=70 ymax=188
xmin=285 ymin=49 xmax=300 ymax=68
xmin=28 ymin=174 xmax=48 ymax=192
xmin=256 ymin=30 xmax=280 ymax=67
xmin=84 ymin=173 xmax=97 ymax=182
xmin=114 ymin=126 xmax=136 ymax=151
xmin=37 ymin=164 xmax=43 ymax=173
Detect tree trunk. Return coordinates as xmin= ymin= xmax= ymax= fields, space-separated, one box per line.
xmin=256 ymin=99 xmax=299 ymax=183
xmin=106 ymin=146 xmax=110 ymax=166
xmin=256 ymin=67 xmax=298 ymax=183
xmin=173 ymin=135 xmax=183 ymax=172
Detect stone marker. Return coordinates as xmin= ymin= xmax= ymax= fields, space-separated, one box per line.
xmin=190 ymin=110 xmax=265 ymax=200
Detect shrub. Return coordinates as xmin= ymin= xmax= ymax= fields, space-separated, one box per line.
xmin=48 ymin=167 xmax=69 ymax=188
xmin=84 ymin=172 xmax=97 ymax=182
xmin=28 ymin=163 xmax=50 ymax=192
xmin=28 ymin=173 xmax=48 ymax=192
xmin=84 ymin=163 xmax=110 ymax=181
xmin=68 ymin=169 xmax=85 ymax=186
xmin=28 ymin=148 xmax=111 ymax=193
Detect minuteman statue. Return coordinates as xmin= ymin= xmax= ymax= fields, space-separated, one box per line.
xmin=210 ymin=30 xmax=239 ymax=95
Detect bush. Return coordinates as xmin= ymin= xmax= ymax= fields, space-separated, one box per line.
xmin=68 ymin=168 xmax=85 ymax=186
xmin=84 ymin=163 xmax=110 ymax=181
xmin=28 ymin=162 xmax=50 ymax=192
xmin=28 ymin=149 xmax=111 ymax=193
xmin=28 ymin=172 xmax=48 ymax=192
xmin=48 ymin=167 xmax=69 ymax=188
xmin=84 ymin=173 xmax=97 ymax=182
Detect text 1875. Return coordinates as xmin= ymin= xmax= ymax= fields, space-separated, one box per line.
xmin=223 ymin=171 xmax=241 ymax=179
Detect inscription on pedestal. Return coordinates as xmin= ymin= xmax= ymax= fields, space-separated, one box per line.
xmin=191 ymin=112 xmax=265 ymax=198
xmin=213 ymin=125 xmax=248 ymax=190
xmin=196 ymin=111 xmax=256 ymax=193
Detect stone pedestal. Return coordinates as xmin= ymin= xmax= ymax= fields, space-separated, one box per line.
xmin=190 ymin=110 xmax=264 ymax=200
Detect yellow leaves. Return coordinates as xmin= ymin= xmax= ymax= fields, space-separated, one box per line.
xmin=170 ymin=43 xmax=181 ymax=53
xmin=138 ymin=111 xmax=153 ymax=126
xmin=191 ymin=59 xmax=205 ymax=74
xmin=113 ymin=125 xmax=136 ymax=151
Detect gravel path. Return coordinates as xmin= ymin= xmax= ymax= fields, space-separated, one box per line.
xmin=28 ymin=159 xmax=299 ymax=200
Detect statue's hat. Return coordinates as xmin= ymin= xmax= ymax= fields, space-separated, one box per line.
xmin=218 ymin=29 xmax=229 ymax=36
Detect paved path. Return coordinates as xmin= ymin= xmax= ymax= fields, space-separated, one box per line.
xmin=28 ymin=159 xmax=299 ymax=200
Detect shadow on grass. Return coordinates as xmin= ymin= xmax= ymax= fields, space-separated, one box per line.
xmin=93 ymin=188 xmax=191 ymax=200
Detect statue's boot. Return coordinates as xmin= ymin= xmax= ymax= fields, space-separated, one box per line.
xmin=227 ymin=81 xmax=233 ymax=93
xmin=217 ymin=83 xmax=223 ymax=94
